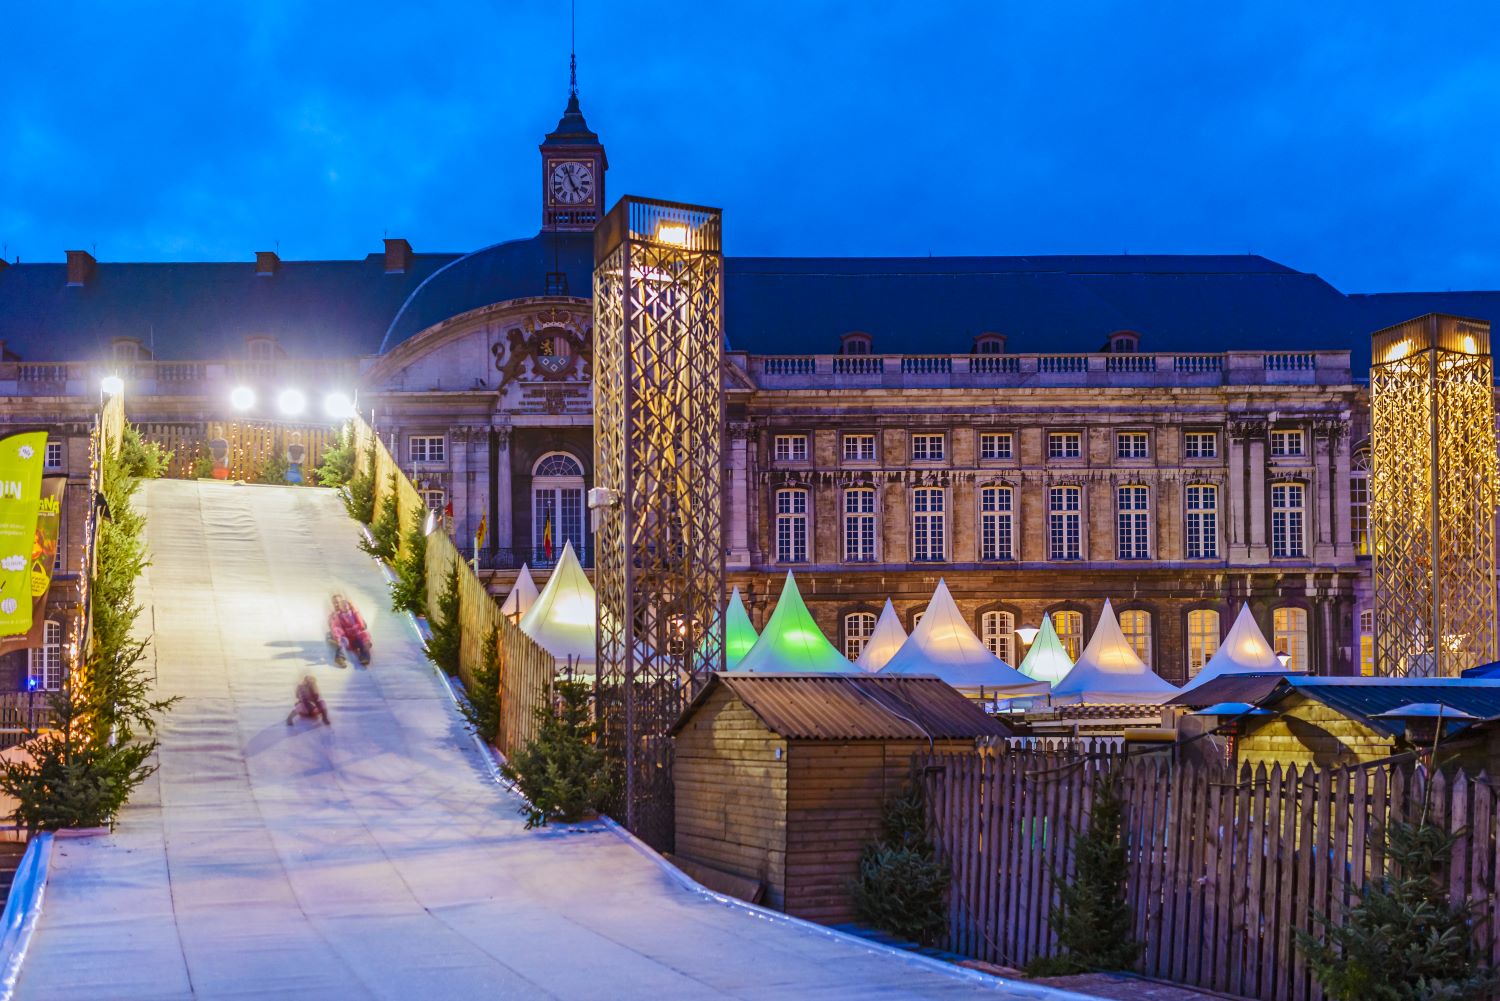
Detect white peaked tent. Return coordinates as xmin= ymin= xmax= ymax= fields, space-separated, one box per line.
xmin=1180 ymin=603 xmax=1299 ymax=694
xmin=500 ymin=564 xmax=539 ymax=621
xmin=1017 ymin=613 xmax=1074 ymax=687
xmin=854 ymin=600 xmax=908 ymax=673
xmin=723 ymin=586 xmax=759 ymax=669
xmin=516 ymin=542 xmax=596 ymax=675
xmin=879 ymin=580 xmax=1049 ymax=696
xmin=1051 ymin=599 xmax=1180 ymax=705
xmin=734 ymin=572 xmax=853 ymax=674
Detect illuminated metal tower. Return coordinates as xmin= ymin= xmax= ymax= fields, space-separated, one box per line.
xmin=592 ymin=197 xmax=724 ymax=848
xmin=1370 ymin=313 xmax=1498 ymax=676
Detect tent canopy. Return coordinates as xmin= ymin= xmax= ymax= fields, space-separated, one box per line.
xmin=1017 ymin=612 xmax=1074 ymax=687
xmin=723 ymin=586 xmax=759 ymax=669
xmin=879 ymin=580 xmax=1048 ymax=696
xmin=500 ymin=564 xmax=539 ymax=620
xmin=516 ymin=542 xmax=596 ymax=673
xmin=734 ymin=572 xmax=853 ymax=674
xmin=1180 ymin=603 xmax=1298 ymax=694
xmin=853 ymin=599 xmax=908 ymax=673
xmin=1050 ymin=599 xmax=1180 ymax=705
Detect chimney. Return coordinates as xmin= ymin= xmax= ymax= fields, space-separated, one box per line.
xmin=384 ymin=238 xmax=413 ymax=274
xmin=66 ymin=250 xmax=96 ymax=287
xmin=255 ymin=251 xmax=281 ymax=276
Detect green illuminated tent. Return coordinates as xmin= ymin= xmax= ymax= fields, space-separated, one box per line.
xmin=724 ymin=586 xmax=759 ymax=669
xmin=1017 ymin=613 xmax=1074 ymax=687
xmin=734 ymin=572 xmax=853 ymax=674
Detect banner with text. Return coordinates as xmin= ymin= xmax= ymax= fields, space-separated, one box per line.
xmin=0 ymin=432 xmax=49 ymax=637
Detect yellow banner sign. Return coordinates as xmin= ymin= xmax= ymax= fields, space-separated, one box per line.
xmin=0 ymin=432 xmax=49 ymax=637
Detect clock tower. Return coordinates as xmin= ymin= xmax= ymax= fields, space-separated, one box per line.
xmin=540 ymin=65 xmax=607 ymax=232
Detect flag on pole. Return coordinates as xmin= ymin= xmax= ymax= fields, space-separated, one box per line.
xmin=475 ymin=514 xmax=487 ymax=548
xmin=542 ymin=514 xmax=554 ymax=561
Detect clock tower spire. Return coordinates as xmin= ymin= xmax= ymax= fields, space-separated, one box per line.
xmin=540 ymin=44 xmax=606 ymax=233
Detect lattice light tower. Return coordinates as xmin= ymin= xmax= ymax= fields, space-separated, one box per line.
xmin=593 ymin=197 xmax=724 ymax=849
xmin=1370 ymin=313 xmax=1498 ymax=677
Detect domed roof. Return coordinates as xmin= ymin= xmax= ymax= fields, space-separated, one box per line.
xmin=379 ymin=231 xmax=594 ymax=352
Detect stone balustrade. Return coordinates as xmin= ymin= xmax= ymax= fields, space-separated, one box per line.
xmin=0 ymin=358 xmax=361 ymax=398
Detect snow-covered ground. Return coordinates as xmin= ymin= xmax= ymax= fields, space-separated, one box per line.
xmin=17 ymin=479 xmax=1093 ymax=1001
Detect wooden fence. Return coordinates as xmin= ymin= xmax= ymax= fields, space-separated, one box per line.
xmin=351 ymin=417 xmax=553 ymax=758
xmin=920 ymin=747 xmax=1499 ymax=1001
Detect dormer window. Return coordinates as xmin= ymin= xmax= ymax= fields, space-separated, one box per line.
xmin=840 ymin=332 xmax=873 ymax=356
xmin=1105 ymin=330 xmax=1141 ymax=354
xmin=247 ymin=336 xmax=279 ymax=361
xmin=973 ymin=332 xmax=1007 ymax=355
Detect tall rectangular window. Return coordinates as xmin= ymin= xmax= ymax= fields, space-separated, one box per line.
xmin=1186 ymin=609 xmax=1220 ymax=677
xmin=1048 ymin=432 xmax=1082 ymax=459
xmin=1350 ymin=453 xmax=1369 ymax=555
xmin=980 ymin=432 xmax=1013 ymax=460
xmin=775 ymin=488 xmax=808 ymax=562
xmin=1271 ymin=482 xmax=1305 ymax=557
xmin=1116 ymin=485 xmax=1150 ymax=559
xmin=843 ymin=488 xmax=876 ymax=562
xmin=28 ymin=620 xmax=63 ymax=691
xmin=1049 ymin=486 xmax=1081 ymax=560
xmin=1359 ymin=609 xmax=1374 ymax=676
xmin=1185 ymin=484 xmax=1218 ymax=559
xmin=911 ymin=434 xmax=945 ymax=462
xmin=1116 ymin=431 xmax=1149 ymax=459
xmin=408 ymin=435 xmax=446 ymax=464
xmin=981 ymin=610 xmax=1015 ymax=664
xmin=1270 ymin=430 xmax=1304 ymax=457
xmin=844 ymin=612 xmax=877 ymax=660
xmin=774 ymin=434 xmax=808 ymax=462
xmin=911 ymin=487 xmax=946 ymax=561
xmin=1273 ymin=607 xmax=1309 ymax=672
xmin=842 ymin=433 xmax=876 ymax=462
xmin=1184 ymin=431 xmax=1217 ymax=459
xmin=979 ymin=485 xmax=1014 ymax=560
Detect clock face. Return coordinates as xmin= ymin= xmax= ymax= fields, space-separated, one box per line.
xmin=550 ymin=161 xmax=595 ymax=205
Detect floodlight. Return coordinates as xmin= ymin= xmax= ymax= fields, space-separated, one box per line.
xmin=100 ymin=375 xmax=125 ymax=396
xmin=277 ymin=388 xmax=306 ymax=416
xmin=323 ymin=391 xmax=355 ymax=421
xmin=229 ymin=386 xmax=256 ymax=411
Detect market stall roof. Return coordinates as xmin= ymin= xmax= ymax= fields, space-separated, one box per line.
xmin=516 ymin=542 xmax=596 ymax=672
xmin=734 ymin=572 xmax=853 ymax=674
xmin=1179 ymin=604 xmax=1294 ymax=695
xmin=853 ymin=600 xmax=908 ymax=673
xmin=1016 ymin=613 xmax=1074 ymax=687
xmin=879 ymin=580 xmax=1048 ymax=696
xmin=1050 ymin=599 xmax=1181 ymax=705
xmin=723 ymin=586 xmax=759 ymax=669
xmin=500 ymin=564 xmax=539 ymax=620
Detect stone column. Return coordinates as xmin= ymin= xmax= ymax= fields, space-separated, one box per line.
xmin=1328 ymin=416 xmax=1355 ymax=564
xmin=1312 ymin=419 xmax=1336 ymax=563
xmin=1240 ymin=419 xmax=1270 ymax=561
xmin=725 ymin=424 xmax=751 ymax=568
xmin=492 ymin=426 xmax=512 ymax=564
xmin=446 ymin=425 xmax=470 ymax=543
xmin=1227 ymin=423 xmax=1249 ymax=562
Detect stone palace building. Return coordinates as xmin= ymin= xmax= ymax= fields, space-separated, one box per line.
xmin=3 ymin=86 xmax=1498 ymax=689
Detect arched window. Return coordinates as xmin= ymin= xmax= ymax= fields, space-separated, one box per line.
xmin=1273 ymin=607 xmax=1309 ymax=672
xmin=973 ymin=333 xmax=1006 ymax=355
xmin=1119 ymin=609 xmax=1152 ymax=664
xmin=774 ymin=488 xmax=809 ymax=563
xmin=843 ymin=611 xmax=877 ymax=660
xmin=532 ymin=452 xmax=585 ymax=565
xmin=981 ymin=610 xmax=1015 ymax=664
xmin=1351 ymin=451 xmax=1370 ymax=556
xmin=28 ymin=620 xmax=63 ymax=691
xmin=1359 ymin=608 xmax=1374 ymax=676
xmin=1186 ymin=609 xmax=1220 ymax=677
xmin=1053 ymin=610 xmax=1084 ymax=660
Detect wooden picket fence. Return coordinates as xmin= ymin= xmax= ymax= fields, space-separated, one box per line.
xmin=920 ymin=747 xmax=1499 ymax=1001
xmin=351 ymin=417 xmax=553 ymax=758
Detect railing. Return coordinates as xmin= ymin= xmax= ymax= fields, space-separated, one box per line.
xmin=0 ymin=358 xmax=361 ymax=398
xmin=1037 ymin=354 xmax=1090 ymax=373
xmin=477 ymin=545 xmax=594 ymax=571
xmin=1173 ymin=354 xmax=1223 ymax=373
xmin=1264 ymin=352 xmax=1316 ymax=370
xmin=1105 ymin=354 xmax=1156 ymax=373
xmin=969 ymin=355 xmax=1022 ymax=374
xmin=761 ymin=356 xmax=816 ymax=376
xmin=0 ymin=692 xmax=59 ymax=749
xmin=900 ymin=355 xmax=953 ymax=374
xmin=832 ymin=356 xmax=882 ymax=375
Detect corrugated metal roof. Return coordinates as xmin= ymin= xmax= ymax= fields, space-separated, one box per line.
xmin=1273 ymin=678 xmax=1500 ymax=737
xmin=1167 ymin=672 xmax=1289 ymax=708
xmin=671 ymin=672 xmax=1011 ymax=741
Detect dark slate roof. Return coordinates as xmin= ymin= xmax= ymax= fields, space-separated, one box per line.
xmin=670 ymin=672 xmax=1011 ymax=741
xmin=543 ymin=93 xmax=601 ymax=145
xmin=0 ymin=253 xmax=458 ymax=361
xmin=1267 ymin=678 xmax=1500 ymax=738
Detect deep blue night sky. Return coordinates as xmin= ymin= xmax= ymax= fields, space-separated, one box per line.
xmin=3 ymin=2 xmax=1497 ymax=293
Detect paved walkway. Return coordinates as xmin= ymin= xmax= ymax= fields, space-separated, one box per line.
xmin=18 ymin=480 xmax=1096 ymax=1001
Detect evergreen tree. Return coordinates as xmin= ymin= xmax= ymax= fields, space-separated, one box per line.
xmin=360 ymin=472 xmax=400 ymax=560
xmin=1300 ymin=819 xmax=1495 ymax=1001
xmin=315 ymin=424 xmax=357 ymax=487
xmin=851 ymin=783 xmax=951 ymax=946
xmin=459 ymin=624 xmax=504 ymax=744
xmin=1027 ymin=771 xmax=1141 ymax=975
xmin=343 ymin=444 xmax=377 ymax=523
xmin=256 ymin=451 xmax=289 ymax=485
xmin=501 ymin=681 xmax=612 ymax=828
xmin=117 ymin=424 xmax=171 ymax=479
xmin=389 ymin=511 xmax=428 ymax=614
xmin=190 ymin=450 xmax=215 ymax=479
xmin=425 ymin=562 xmax=463 ymax=676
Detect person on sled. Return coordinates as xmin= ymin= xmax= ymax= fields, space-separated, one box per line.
xmin=327 ymin=593 xmax=372 ymax=667
xmin=287 ymin=675 xmax=330 ymax=726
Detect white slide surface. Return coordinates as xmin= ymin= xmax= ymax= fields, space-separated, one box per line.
xmin=17 ymin=479 xmax=1091 ymax=1001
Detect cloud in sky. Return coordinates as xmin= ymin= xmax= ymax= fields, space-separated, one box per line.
xmin=2 ymin=1 xmax=1497 ymax=293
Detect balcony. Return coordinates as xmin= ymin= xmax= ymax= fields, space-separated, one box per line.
xmin=477 ymin=545 xmax=593 ymax=571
